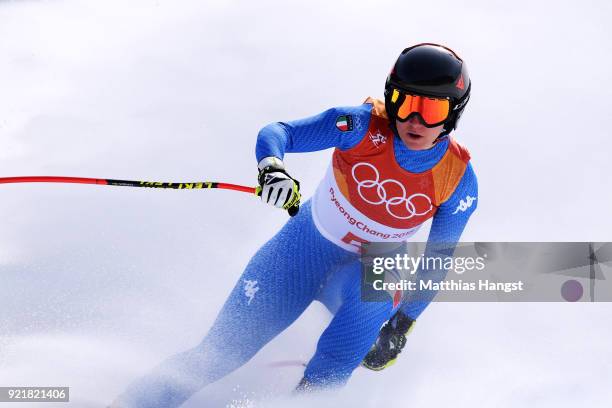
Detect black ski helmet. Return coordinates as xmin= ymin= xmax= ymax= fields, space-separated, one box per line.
xmin=384 ymin=43 xmax=471 ymax=137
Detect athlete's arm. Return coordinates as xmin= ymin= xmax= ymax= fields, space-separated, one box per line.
xmin=255 ymin=105 xmax=371 ymax=162
xmin=400 ymin=162 xmax=478 ymax=319
xmin=428 ymin=162 xmax=478 ymax=243
xmin=362 ymin=164 xmax=478 ymax=371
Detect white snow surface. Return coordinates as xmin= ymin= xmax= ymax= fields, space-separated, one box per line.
xmin=1 ymin=0 xmax=611 ymax=407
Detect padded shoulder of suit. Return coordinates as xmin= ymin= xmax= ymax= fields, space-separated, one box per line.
xmin=363 ymin=97 xmax=388 ymax=120
xmin=447 ymin=137 xmax=471 ymax=163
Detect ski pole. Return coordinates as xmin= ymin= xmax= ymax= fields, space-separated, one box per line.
xmin=0 ymin=176 xmax=299 ymax=216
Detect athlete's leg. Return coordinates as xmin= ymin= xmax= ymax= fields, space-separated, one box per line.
xmin=301 ymin=261 xmax=394 ymax=388
xmin=113 ymin=201 xmax=356 ymax=408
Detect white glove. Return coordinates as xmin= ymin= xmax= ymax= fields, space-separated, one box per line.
xmin=257 ymin=157 xmax=300 ymax=213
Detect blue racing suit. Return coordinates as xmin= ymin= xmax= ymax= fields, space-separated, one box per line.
xmin=114 ymin=101 xmax=478 ymax=407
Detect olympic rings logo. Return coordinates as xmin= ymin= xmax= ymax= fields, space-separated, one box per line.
xmin=351 ymin=162 xmax=433 ymax=220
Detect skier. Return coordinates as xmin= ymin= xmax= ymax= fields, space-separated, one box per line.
xmin=112 ymin=43 xmax=478 ymax=407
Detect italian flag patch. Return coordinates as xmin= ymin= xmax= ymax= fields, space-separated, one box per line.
xmin=335 ymin=115 xmax=353 ymax=132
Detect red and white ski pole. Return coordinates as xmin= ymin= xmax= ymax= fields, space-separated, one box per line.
xmin=0 ymin=176 xmax=299 ymax=215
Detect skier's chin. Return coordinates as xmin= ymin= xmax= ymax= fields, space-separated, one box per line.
xmin=400 ymin=132 xmax=430 ymax=150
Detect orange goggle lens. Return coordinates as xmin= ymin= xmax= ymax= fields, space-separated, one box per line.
xmin=392 ymin=89 xmax=450 ymax=125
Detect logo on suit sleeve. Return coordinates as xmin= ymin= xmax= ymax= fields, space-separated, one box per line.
xmin=452 ymin=195 xmax=477 ymax=214
xmin=336 ymin=115 xmax=354 ymax=132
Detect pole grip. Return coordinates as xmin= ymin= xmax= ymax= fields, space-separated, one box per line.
xmin=254 ymin=186 xmax=299 ymax=217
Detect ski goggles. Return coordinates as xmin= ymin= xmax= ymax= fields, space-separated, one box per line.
xmin=390 ymin=88 xmax=451 ymax=127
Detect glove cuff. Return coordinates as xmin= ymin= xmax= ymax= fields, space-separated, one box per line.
xmin=257 ymin=156 xmax=285 ymax=172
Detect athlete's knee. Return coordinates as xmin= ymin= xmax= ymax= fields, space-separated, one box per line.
xmin=195 ymin=329 xmax=265 ymax=372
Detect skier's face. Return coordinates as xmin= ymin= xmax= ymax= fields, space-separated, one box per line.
xmin=395 ymin=117 xmax=445 ymax=150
